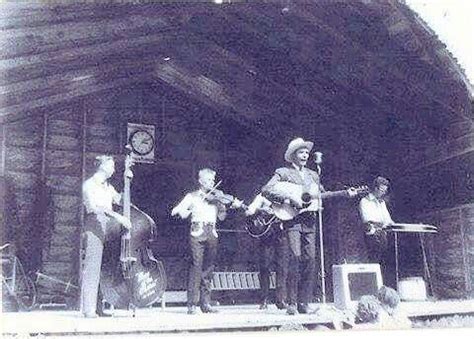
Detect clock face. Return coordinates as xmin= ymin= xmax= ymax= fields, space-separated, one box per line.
xmin=130 ymin=129 xmax=155 ymax=155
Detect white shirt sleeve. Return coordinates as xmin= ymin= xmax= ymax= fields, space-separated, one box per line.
xmin=82 ymin=180 xmax=100 ymax=214
xmin=381 ymin=201 xmax=394 ymax=225
xmin=359 ymin=197 xmax=372 ymax=224
xmin=111 ymin=185 xmax=121 ymax=205
xmin=359 ymin=197 xmax=394 ymax=226
xmin=171 ymin=193 xmax=193 ymax=219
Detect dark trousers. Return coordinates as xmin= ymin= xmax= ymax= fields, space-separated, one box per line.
xmin=286 ymin=230 xmax=316 ymax=305
xmin=259 ymin=230 xmax=289 ymax=304
xmin=187 ymin=228 xmax=218 ymax=307
xmin=364 ymin=230 xmax=395 ymax=288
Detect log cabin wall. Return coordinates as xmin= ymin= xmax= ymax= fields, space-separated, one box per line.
xmin=393 ymin=115 xmax=474 ymax=299
xmin=1 ymin=103 xmax=87 ymax=304
xmin=418 ymin=203 xmax=474 ymax=299
xmin=0 ymin=77 xmax=282 ymax=302
xmin=1 ymin=1 xmax=472 ymax=304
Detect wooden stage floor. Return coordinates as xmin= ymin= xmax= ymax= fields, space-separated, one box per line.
xmin=1 ymin=300 xmax=473 ymax=336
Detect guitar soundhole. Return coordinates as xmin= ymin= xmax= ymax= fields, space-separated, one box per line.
xmin=302 ymin=192 xmax=312 ymax=204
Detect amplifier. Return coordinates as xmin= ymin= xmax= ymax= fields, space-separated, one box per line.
xmin=332 ymin=264 xmax=383 ymax=310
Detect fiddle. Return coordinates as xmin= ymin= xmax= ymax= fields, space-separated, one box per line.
xmin=204 ymin=189 xmax=239 ymax=206
xmin=201 ymin=181 xmax=245 ymax=209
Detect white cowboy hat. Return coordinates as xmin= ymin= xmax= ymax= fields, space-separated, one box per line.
xmin=284 ymin=137 xmax=314 ymax=163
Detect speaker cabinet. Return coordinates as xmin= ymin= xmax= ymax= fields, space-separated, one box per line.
xmin=332 ymin=264 xmax=383 ymax=310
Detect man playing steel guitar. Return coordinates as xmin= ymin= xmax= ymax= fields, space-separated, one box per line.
xmin=359 ymin=176 xmax=394 ymax=285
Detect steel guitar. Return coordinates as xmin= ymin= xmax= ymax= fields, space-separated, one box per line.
xmin=384 ymin=223 xmax=437 ymax=233
xmin=383 ymin=222 xmax=437 ymax=294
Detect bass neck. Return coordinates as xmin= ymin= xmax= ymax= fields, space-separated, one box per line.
xmin=123 ymin=177 xmax=131 ymax=220
xmin=122 ymin=154 xmax=134 ymax=232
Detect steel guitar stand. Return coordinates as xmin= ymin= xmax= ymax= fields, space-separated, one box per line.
xmin=394 ymin=232 xmax=399 ymax=288
xmin=387 ymin=224 xmax=437 ymax=296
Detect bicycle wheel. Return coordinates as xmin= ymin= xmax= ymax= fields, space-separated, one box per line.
xmin=2 ymin=279 xmax=19 ymax=312
xmin=15 ymin=274 xmax=37 ymax=311
xmin=8 ymin=255 xmax=37 ymax=311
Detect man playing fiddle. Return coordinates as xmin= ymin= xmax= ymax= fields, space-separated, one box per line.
xmin=171 ymin=168 xmax=242 ymax=315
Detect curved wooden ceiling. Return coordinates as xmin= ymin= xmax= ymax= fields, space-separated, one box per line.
xmin=0 ymin=1 xmax=471 ymax=135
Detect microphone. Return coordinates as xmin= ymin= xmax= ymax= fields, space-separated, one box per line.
xmin=314 ymin=151 xmax=323 ymax=176
xmin=314 ymin=152 xmax=323 ymax=165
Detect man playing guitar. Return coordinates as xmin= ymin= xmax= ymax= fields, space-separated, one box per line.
xmin=245 ymin=194 xmax=289 ymax=311
xmin=262 ymin=138 xmax=357 ymax=315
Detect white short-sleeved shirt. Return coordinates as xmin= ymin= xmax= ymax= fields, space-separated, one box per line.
xmin=171 ymin=190 xmax=219 ymax=224
xmin=82 ymin=175 xmax=121 ymax=214
xmin=246 ymin=193 xmax=272 ymax=215
xmin=359 ymin=193 xmax=394 ymax=226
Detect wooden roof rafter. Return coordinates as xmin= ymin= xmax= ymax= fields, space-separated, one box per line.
xmin=354 ymin=1 xmax=470 ymax=120
xmin=151 ymin=59 xmax=281 ymax=142
xmin=199 ymin=6 xmax=346 ymax=123
xmin=0 ymin=59 xmax=157 ymax=124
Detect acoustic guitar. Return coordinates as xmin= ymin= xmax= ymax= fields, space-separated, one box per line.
xmin=269 ymin=182 xmax=369 ymax=221
xmin=245 ymin=208 xmax=283 ymax=240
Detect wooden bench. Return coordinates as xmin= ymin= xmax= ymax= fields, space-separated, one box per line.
xmin=161 ymin=271 xmax=276 ymax=309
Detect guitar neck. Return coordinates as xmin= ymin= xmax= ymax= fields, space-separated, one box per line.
xmin=320 ymin=190 xmax=348 ymax=199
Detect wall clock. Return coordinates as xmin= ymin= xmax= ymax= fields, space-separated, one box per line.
xmin=127 ymin=122 xmax=155 ymax=163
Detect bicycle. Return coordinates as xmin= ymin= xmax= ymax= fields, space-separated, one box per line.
xmin=1 ymin=243 xmax=37 ymax=311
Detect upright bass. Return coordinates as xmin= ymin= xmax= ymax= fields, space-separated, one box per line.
xmin=99 ymin=147 xmax=166 ymax=310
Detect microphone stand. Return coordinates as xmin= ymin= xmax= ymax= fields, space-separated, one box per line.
xmin=315 ymin=162 xmax=326 ymax=304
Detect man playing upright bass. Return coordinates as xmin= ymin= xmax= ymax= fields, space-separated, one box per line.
xmin=81 ymin=155 xmax=132 ymax=318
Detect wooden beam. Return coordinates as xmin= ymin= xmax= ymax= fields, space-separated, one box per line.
xmin=0 ymin=2 xmax=214 ymax=28
xmin=404 ymin=132 xmax=474 ymax=173
xmin=152 ymin=61 xmax=280 ymax=141
xmin=0 ymin=68 xmax=152 ymax=124
xmin=215 ymin=7 xmax=362 ymax=122
xmin=1 ymin=58 xmax=157 ymax=109
xmin=198 ymin=38 xmax=339 ymax=127
xmin=0 ymin=12 xmax=175 ymax=59
xmin=0 ymin=124 xmax=5 ymax=176
xmin=0 ymin=3 xmax=124 ymax=28
xmin=234 ymin=2 xmax=467 ymax=124
xmin=176 ymin=8 xmax=343 ymax=127
xmin=252 ymin=4 xmax=398 ymax=112
xmin=322 ymin=1 xmax=470 ymax=120
xmin=0 ymin=32 xmax=170 ymax=85
xmin=0 ymin=2 xmax=49 ymax=17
